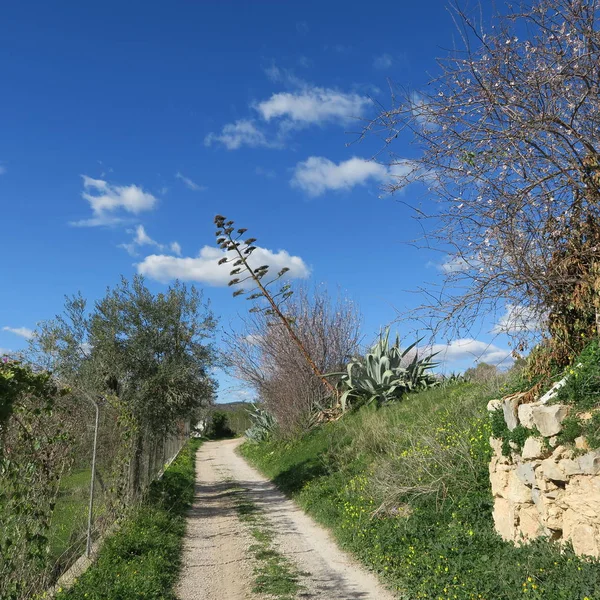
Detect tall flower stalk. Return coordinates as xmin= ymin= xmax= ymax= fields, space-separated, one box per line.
xmin=214 ymin=214 xmax=338 ymax=400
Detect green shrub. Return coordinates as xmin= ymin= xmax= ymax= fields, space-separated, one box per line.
xmin=241 ymin=386 xmax=600 ymax=600
xmin=585 ymin=412 xmax=600 ymax=449
xmin=557 ymin=415 xmax=584 ymax=446
xmin=56 ymin=438 xmax=201 ymax=600
xmin=206 ymin=411 xmax=235 ymax=439
xmin=556 ymin=340 xmax=600 ymax=410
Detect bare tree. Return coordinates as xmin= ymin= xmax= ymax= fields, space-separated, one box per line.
xmin=225 ymin=285 xmax=361 ymax=434
xmin=365 ymin=0 xmax=600 ymax=370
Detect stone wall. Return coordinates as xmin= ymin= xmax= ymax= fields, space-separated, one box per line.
xmin=488 ymin=388 xmax=600 ymax=557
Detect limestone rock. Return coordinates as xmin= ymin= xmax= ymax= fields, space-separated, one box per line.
xmin=522 ymin=437 xmax=546 ymax=460
xmin=489 ymin=436 xmax=503 ymax=457
xmin=576 ymin=436 xmax=590 ymax=451
xmin=535 ymin=476 xmax=559 ymax=493
xmin=546 ymin=504 xmax=564 ymax=531
xmin=518 ymin=503 xmax=543 ymax=540
xmin=551 ymin=445 xmax=568 ymax=460
xmin=562 ymin=476 xmax=600 ymax=519
xmin=572 ymin=523 xmax=599 ymax=557
xmin=508 ymin=470 xmax=532 ymax=503
xmin=493 ymin=497 xmax=515 ymax=541
xmin=541 ymin=459 xmax=568 ymax=482
xmin=548 ymin=436 xmax=559 ymax=448
xmin=531 ymin=405 xmax=569 ymax=437
xmin=559 ymin=458 xmax=582 ymax=477
xmin=563 ymin=513 xmax=599 ymax=558
xmin=487 ymin=398 xmax=502 ymax=412
xmin=516 ymin=463 xmax=536 ymax=487
xmin=503 ymin=395 xmax=522 ymax=431
xmin=580 ymin=451 xmax=600 ymax=475
xmin=518 ymin=403 xmax=537 ymax=429
xmin=490 ymin=469 xmax=509 ymax=497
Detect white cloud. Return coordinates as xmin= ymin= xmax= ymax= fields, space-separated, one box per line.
xmin=3 ymin=326 xmax=34 ymax=339
xmin=120 ymin=225 xmax=162 ymax=255
xmin=0 ymin=348 xmax=12 ymax=356
xmin=428 ymin=338 xmax=513 ymax=368
xmin=119 ymin=225 xmax=181 ymax=258
xmin=373 ymin=53 xmax=393 ymax=69
xmin=71 ymin=176 xmax=158 ymax=227
xmin=256 ymin=87 xmax=369 ymax=125
xmin=207 ymin=73 xmax=370 ymax=150
xmin=134 ymin=224 xmax=159 ymax=247
xmin=291 ymin=156 xmax=417 ymax=197
xmin=204 ymin=119 xmax=276 ymax=150
xmin=136 ymin=245 xmax=310 ymax=286
xmin=492 ymin=304 xmax=544 ymax=334
xmin=175 ymin=171 xmax=206 ymax=192
xmin=291 ymin=156 xmax=389 ymax=196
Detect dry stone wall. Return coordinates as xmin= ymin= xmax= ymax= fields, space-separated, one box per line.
xmin=489 ymin=388 xmax=600 ymax=557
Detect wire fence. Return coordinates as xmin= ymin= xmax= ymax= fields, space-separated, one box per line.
xmin=0 ymin=387 xmax=191 ymax=600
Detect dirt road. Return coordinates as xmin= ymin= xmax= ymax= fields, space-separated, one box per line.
xmin=176 ymin=438 xmax=396 ymax=600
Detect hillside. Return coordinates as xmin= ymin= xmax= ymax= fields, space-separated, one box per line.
xmin=241 ymin=384 xmax=600 ymax=600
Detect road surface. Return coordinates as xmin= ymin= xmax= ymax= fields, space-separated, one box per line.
xmin=176 ymin=438 xmax=395 ymax=600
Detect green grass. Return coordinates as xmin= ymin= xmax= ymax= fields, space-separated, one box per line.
xmin=56 ymin=438 xmax=201 ymax=600
xmin=49 ymin=469 xmax=92 ymax=564
xmin=241 ymin=384 xmax=600 ymax=600
xmin=230 ymin=485 xmax=305 ymax=600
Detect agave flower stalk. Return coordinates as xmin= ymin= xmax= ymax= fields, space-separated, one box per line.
xmin=214 ymin=214 xmax=338 ymax=400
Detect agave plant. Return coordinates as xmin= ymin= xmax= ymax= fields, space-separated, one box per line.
xmin=245 ymin=403 xmax=277 ymax=442
xmin=330 ymin=329 xmax=438 ymax=410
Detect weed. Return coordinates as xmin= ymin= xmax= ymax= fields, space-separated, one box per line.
xmin=557 ymin=341 xmax=600 ymax=410
xmin=55 ymin=438 xmax=201 ymax=600
xmin=241 ymin=386 xmax=600 ymax=600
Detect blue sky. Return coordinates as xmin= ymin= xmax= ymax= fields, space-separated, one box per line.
xmin=1 ymin=1 xmax=520 ymax=401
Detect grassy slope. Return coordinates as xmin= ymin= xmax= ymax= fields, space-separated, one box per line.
xmin=56 ymin=438 xmax=201 ymax=600
xmin=241 ymin=385 xmax=600 ymax=600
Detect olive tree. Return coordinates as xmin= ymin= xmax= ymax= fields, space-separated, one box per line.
xmin=366 ymin=0 xmax=600 ymax=370
xmin=32 ymin=276 xmax=217 ymax=494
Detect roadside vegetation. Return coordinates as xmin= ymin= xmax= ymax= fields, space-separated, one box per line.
xmin=241 ymin=381 xmax=600 ymax=600
xmin=56 ymin=438 xmax=201 ymax=600
xmin=225 ymin=4 xmax=600 ymax=598
xmin=205 ymin=403 xmax=253 ymax=439
xmin=1 ymin=276 xmax=217 ymax=600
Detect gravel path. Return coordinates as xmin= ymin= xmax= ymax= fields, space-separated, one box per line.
xmin=176 ymin=438 xmax=396 ymax=600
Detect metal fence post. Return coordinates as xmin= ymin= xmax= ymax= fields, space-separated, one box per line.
xmin=83 ymin=393 xmax=100 ymax=558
